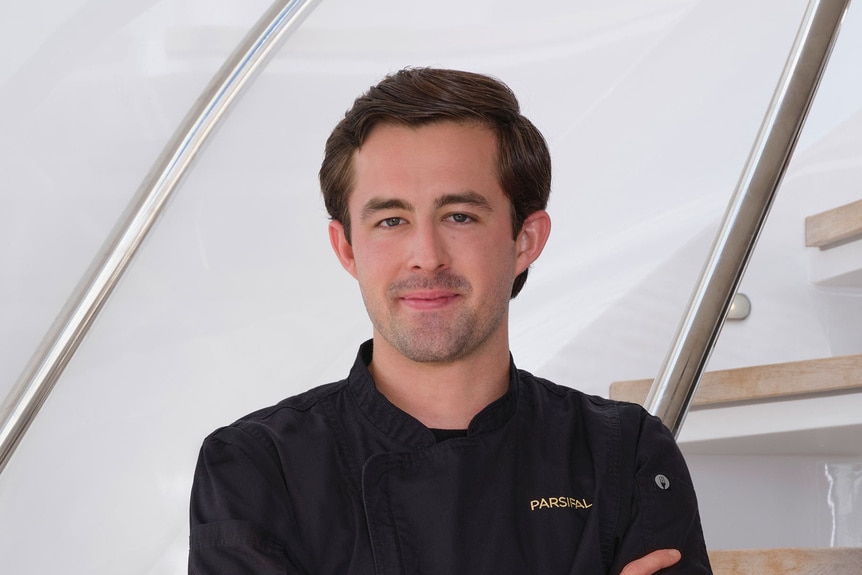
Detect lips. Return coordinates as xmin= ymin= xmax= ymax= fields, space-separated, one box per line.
xmin=399 ymin=291 xmax=460 ymax=310
xmin=387 ymin=272 xmax=470 ymax=310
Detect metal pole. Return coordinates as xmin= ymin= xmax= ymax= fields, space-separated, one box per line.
xmin=0 ymin=0 xmax=323 ymax=475
xmin=645 ymin=0 xmax=851 ymax=437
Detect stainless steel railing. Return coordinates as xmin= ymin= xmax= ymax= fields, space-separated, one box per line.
xmin=645 ymin=0 xmax=851 ymax=437
xmin=0 ymin=0 xmax=323 ymax=475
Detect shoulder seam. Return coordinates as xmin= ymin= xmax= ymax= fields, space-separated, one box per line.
xmin=231 ymin=379 xmax=348 ymax=425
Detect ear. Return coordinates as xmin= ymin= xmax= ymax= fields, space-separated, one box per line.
xmin=514 ymin=210 xmax=551 ymax=275
xmin=329 ymin=220 xmax=358 ymax=279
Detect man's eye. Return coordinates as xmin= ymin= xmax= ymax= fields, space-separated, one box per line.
xmin=449 ymin=213 xmax=472 ymax=223
xmin=379 ymin=217 xmax=403 ymax=227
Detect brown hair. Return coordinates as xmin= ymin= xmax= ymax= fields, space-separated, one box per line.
xmin=319 ymin=67 xmax=551 ymax=297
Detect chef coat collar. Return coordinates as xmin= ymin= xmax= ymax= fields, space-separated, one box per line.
xmin=347 ymin=340 xmax=519 ymax=449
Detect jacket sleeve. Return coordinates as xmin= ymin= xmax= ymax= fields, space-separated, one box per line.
xmin=188 ymin=425 xmax=306 ymax=574
xmin=610 ymin=407 xmax=713 ymax=575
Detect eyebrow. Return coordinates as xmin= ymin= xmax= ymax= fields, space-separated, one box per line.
xmin=360 ymin=198 xmax=415 ymax=222
xmin=434 ymin=191 xmax=493 ymax=211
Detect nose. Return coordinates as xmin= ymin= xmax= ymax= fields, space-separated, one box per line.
xmin=408 ymin=221 xmax=450 ymax=272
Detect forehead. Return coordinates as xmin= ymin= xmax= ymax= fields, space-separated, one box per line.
xmin=350 ymin=121 xmax=500 ymax=198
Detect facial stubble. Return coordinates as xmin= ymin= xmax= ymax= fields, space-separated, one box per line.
xmin=361 ymin=269 xmax=512 ymax=364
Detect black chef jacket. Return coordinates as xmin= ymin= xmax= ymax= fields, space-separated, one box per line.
xmin=189 ymin=341 xmax=712 ymax=574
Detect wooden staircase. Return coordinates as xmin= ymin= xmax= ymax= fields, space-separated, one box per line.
xmin=611 ymin=353 xmax=862 ymax=574
xmin=607 ymin=199 xmax=862 ymax=571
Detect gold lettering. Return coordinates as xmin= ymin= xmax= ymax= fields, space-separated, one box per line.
xmin=529 ymin=495 xmax=593 ymax=511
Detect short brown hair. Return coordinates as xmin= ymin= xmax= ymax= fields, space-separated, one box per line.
xmin=319 ymin=67 xmax=551 ymax=297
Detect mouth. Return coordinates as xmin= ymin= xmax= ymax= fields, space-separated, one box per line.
xmin=398 ymin=291 xmax=460 ymax=311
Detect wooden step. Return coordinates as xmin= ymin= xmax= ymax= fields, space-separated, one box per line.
xmin=609 ymin=354 xmax=862 ymax=408
xmin=709 ymin=547 xmax=862 ymax=575
xmin=805 ymin=198 xmax=862 ymax=250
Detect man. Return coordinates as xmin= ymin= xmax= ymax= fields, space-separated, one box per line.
xmin=189 ymin=68 xmax=712 ymax=574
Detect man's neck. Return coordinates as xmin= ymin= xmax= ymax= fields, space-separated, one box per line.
xmin=368 ymin=335 xmax=511 ymax=430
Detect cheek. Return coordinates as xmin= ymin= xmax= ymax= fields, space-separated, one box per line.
xmin=353 ymin=242 xmax=397 ymax=281
xmin=462 ymin=244 xmax=518 ymax=290
xmin=473 ymin=233 xmax=517 ymax=267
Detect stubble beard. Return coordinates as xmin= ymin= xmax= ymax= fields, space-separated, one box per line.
xmin=363 ymin=271 xmax=511 ymax=364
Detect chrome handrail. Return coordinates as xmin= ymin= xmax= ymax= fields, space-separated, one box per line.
xmin=0 ymin=0 xmax=323 ymax=475
xmin=645 ymin=0 xmax=851 ymax=437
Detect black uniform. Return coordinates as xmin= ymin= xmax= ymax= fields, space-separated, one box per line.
xmin=189 ymin=341 xmax=712 ymax=574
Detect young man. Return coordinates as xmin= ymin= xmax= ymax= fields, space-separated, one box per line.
xmin=189 ymin=68 xmax=712 ymax=574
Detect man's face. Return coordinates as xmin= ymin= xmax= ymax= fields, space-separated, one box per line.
xmin=329 ymin=121 xmax=548 ymax=364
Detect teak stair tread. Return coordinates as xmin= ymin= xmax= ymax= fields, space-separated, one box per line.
xmin=709 ymin=547 xmax=862 ymax=575
xmin=609 ymin=354 xmax=862 ymax=407
xmin=805 ymin=198 xmax=862 ymax=250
